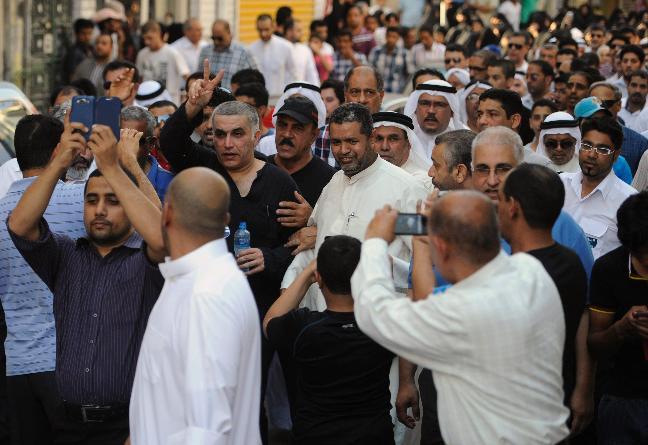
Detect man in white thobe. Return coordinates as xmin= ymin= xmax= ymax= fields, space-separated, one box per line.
xmin=351 ymin=191 xmax=570 ymax=445
xmin=129 ymin=168 xmax=261 ymax=445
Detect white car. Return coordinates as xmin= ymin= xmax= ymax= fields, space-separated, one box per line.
xmin=0 ymin=82 xmax=38 ymax=164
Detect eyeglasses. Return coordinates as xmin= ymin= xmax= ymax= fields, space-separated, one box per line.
xmin=544 ymin=139 xmax=576 ymax=150
xmin=472 ymin=164 xmax=514 ymax=177
xmin=509 ymin=43 xmax=525 ymax=50
xmin=601 ymin=98 xmax=619 ymax=108
xmin=579 ymin=142 xmax=615 ymax=155
xmin=211 ymin=35 xmax=224 ymax=42
xmin=526 ymin=73 xmax=542 ymax=81
xmin=445 ymin=57 xmax=463 ymax=65
xmin=629 ymin=255 xmax=648 ymax=281
xmin=469 ymin=65 xmax=487 ymax=72
xmin=347 ymin=88 xmax=379 ymax=99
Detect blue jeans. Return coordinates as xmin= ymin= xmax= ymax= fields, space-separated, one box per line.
xmin=598 ymin=394 xmax=648 ymax=445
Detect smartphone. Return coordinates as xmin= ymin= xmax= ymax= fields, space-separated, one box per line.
xmin=70 ymin=96 xmax=95 ymax=140
xmin=95 ymin=97 xmax=122 ymax=140
xmin=394 ymin=213 xmax=427 ymax=236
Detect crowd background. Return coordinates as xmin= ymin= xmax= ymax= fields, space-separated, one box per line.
xmin=0 ymin=0 xmax=647 ymax=444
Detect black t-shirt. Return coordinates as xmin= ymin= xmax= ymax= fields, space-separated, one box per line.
xmin=590 ymin=246 xmax=648 ymax=398
xmin=528 ymin=243 xmax=587 ymax=401
xmin=268 ymin=155 xmax=336 ymax=207
xmin=267 ymin=308 xmax=395 ymax=445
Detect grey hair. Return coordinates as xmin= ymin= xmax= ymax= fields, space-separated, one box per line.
xmin=589 ymin=81 xmax=623 ymax=101
xmin=183 ymin=18 xmax=201 ymax=32
xmin=329 ymin=102 xmax=373 ymax=137
xmin=51 ymin=100 xmax=71 ymax=123
xmin=120 ymin=106 xmax=156 ymax=138
xmin=471 ymin=126 xmax=524 ymax=164
xmin=435 ymin=129 xmax=477 ymax=172
xmin=213 ymin=100 xmax=260 ymax=133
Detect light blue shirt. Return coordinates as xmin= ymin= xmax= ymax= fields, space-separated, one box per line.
xmin=0 ymin=178 xmax=85 ymax=376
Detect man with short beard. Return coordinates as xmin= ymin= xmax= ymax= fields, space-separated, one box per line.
xmin=7 ymin=122 xmax=166 ymax=443
xmin=619 ymin=70 xmax=648 ymax=134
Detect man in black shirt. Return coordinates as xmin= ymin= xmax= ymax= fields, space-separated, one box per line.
xmin=271 ymin=96 xmax=336 ymax=228
xmin=264 ymin=235 xmax=395 ymax=445
xmin=498 ymin=163 xmax=593 ymax=439
xmin=588 ymin=190 xmax=648 ymax=444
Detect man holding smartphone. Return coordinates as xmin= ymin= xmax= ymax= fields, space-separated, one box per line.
xmin=7 ymin=120 xmax=165 ymax=444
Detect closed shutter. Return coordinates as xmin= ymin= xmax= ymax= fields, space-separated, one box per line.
xmin=237 ymin=0 xmax=314 ymax=44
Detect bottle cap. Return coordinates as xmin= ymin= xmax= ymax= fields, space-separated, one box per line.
xmin=239 ymin=222 xmax=247 ymax=230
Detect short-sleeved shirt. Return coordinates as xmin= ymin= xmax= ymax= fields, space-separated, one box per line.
xmin=9 ymin=220 xmax=164 ymax=404
xmin=267 ymin=155 xmax=335 ymax=207
xmin=528 ymin=243 xmax=587 ymax=401
xmin=267 ymin=308 xmax=394 ymax=444
xmin=136 ymin=44 xmax=190 ymax=105
xmin=589 ymin=246 xmax=648 ymax=399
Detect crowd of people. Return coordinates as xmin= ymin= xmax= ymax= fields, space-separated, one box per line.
xmin=1 ymin=0 xmax=648 ymax=444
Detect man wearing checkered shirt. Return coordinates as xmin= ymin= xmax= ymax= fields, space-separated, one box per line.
xmin=331 ymin=30 xmax=368 ymax=82
xmin=369 ymin=27 xmax=416 ymax=94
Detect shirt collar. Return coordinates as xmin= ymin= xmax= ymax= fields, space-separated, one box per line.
xmin=450 ymin=250 xmax=509 ymax=291
xmin=159 ymin=238 xmax=229 ymax=280
xmin=345 ymin=156 xmax=383 ymax=185
xmin=76 ymin=231 xmax=143 ymax=250
xmin=570 ymin=169 xmax=618 ymax=200
xmin=146 ymin=155 xmax=160 ymax=181
xmin=7 ymin=177 xmax=64 ymax=195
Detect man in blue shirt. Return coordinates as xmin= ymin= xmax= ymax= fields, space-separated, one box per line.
xmin=0 ymin=115 xmax=86 ymax=443
xmin=120 ymin=106 xmax=174 ymax=201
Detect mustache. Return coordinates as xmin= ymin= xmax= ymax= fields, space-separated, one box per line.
xmin=424 ymin=114 xmax=438 ymax=122
xmin=90 ymin=217 xmax=112 ymax=226
xmin=279 ymin=138 xmax=295 ymax=147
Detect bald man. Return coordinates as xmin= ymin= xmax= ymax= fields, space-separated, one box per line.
xmin=351 ymin=191 xmax=570 ymax=444
xmin=129 ymin=167 xmax=262 ymax=445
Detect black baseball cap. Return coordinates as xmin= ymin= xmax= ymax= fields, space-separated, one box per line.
xmin=274 ymin=96 xmax=319 ymax=126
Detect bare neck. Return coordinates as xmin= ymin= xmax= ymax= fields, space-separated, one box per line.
xmin=273 ymin=150 xmax=313 ymax=175
xmin=167 ymin=231 xmax=218 ymax=261
xmin=323 ymin=291 xmax=355 ymax=312
xmin=507 ymin=225 xmax=555 ymax=254
xmin=581 ymin=172 xmax=607 ymax=198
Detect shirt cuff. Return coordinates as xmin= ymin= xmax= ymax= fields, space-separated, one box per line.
xmin=7 ymin=217 xmax=53 ymax=251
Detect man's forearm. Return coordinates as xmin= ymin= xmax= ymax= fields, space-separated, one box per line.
xmin=122 ymin=155 xmax=161 ymax=209
xmin=100 ymin=164 xmax=164 ymax=256
xmin=8 ymin=162 xmax=65 ymax=240
xmin=574 ymin=311 xmax=596 ymax=393
xmin=263 ymin=267 xmax=313 ymax=334
xmin=399 ymin=358 xmax=417 ymax=385
xmin=412 ymin=240 xmax=435 ymax=300
xmin=588 ymin=317 xmax=626 ymax=359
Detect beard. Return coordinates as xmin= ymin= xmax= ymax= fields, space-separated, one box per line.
xmin=66 ymin=155 xmax=92 ymax=182
xmin=87 ymin=219 xmax=132 ymax=247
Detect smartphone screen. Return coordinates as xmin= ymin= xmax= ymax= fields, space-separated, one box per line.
xmin=94 ymin=97 xmax=122 ymax=141
xmin=69 ymin=96 xmax=95 ymax=140
xmin=394 ymin=213 xmax=427 ymax=236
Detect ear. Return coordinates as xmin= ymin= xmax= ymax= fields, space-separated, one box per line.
xmin=162 ymin=201 xmax=172 ymax=227
xmin=505 ymin=78 xmax=514 ymax=89
xmin=510 ymin=113 xmax=522 ymax=130
xmin=508 ymin=196 xmax=520 ymax=220
xmin=454 ymin=163 xmax=469 ymax=183
xmin=314 ymin=270 xmax=324 ymax=289
xmin=430 ymin=234 xmax=450 ymax=262
xmin=258 ymin=105 xmax=268 ymax=119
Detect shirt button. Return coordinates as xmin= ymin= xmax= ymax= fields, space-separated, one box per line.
xmin=89 ymin=339 xmax=94 ymax=344
xmin=84 ymin=368 xmax=90 ymax=373
xmin=92 ymin=313 xmax=98 ymax=318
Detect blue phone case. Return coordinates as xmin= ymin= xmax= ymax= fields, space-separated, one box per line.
xmin=94 ymin=97 xmax=122 ymax=141
xmin=69 ymin=96 xmax=95 ymax=140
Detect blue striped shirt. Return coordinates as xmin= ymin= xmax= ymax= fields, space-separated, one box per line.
xmin=0 ymin=178 xmax=85 ymax=376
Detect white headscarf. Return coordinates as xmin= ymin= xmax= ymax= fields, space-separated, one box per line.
xmin=273 ymin=82 xmax=327 ymax=129
xmin=446 ymin=68 xmax=471 ymax=88
xmin=537 ymin=111 xmax=581 ymax=171
xmin=372 ymin=111 xmax=431 ymax=168
xmin=404 ymin=80 xmax=466 ymax=158
xmin=134 ymin=81 xmax=173 ymax=108
xmin=459 ymin=80 xmax=492 ymax=125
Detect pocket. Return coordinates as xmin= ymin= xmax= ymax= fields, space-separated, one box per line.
xmin=580 ymin=218 xmax=607 ymax=252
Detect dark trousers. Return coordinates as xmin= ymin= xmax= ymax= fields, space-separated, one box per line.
xmin=418 ymin=369 xmax=445 ymax=445
xmin=6 ymin=372 xmax=127 ymax=445
xmin=597 ymin=394 xmax=648 ymax=445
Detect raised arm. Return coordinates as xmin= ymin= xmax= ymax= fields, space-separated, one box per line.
xmin=263 ymin=259 xmax=316 ymax=336
xmin=88 ymin=125 xmax=166 ymax=263
xmin=116 ymin=128 xmax=162 ymax=209
xmin=8 ymin=118 xmax=87 ymax=240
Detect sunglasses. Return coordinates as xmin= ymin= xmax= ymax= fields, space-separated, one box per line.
xmin=445 ymin=57 xmax=463 ymax=65
xmin=544 ymin=139 xmax=575 ymax=150
xmin=469 ymin=65 xmax=487 ymax=72
xmin=601 ymin=98 xmax=619 ymax=108
xmin=211 ymin=35 xmax=224 ymax=42
xmin=509 ymin=43 xmax=525 ymax=50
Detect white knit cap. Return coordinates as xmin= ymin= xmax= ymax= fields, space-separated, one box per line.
xmin=445 ymin=68 xmax=471 ymax=88
xmin=134 ymin=81 xmax=173 ymax=108
xmin=273 ymin=82 xmax=327 ymax=128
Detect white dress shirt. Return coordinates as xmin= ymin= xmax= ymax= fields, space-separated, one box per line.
xmin=248 ymin=36 xmax=297 ymax=96
xmin=619 ymin=97 xmax=648 ymax=134
xmin=170 ymin=36 xmax=209 ymax=73
xmin=0 ymin=158 xmax=22 ymax=200
xmin=282 ymin=157 xmax=427 ymax=310
xmin=129 ymin=239 xmax=261 ymax=445
xmin=411 ymin=42 xmax=446 ymax=68
xmin=351 ymin=241 xmax=570 ymax=445
xmin=561 ymin=170 xmax=637 ymax=259
xmin=292 ymin=42 xmax=320 ymax=85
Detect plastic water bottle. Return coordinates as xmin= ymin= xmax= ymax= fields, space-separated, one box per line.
xmin=234 ymin=222 xmax=251 ymax=271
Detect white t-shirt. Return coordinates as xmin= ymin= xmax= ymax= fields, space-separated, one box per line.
xmin=170 ymin=36 xmax=209 ymax=73
xmin=498 ymin=0 xmax=522 ymax=31
xmin=136 ymin=44 xmax=190 ymax=105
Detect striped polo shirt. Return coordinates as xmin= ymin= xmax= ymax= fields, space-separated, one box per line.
xmin=0 ymin=177 xmax=85 ymax=376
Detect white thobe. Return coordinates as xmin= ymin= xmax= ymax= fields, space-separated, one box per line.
xmin=248 ymin=36 xmax=297 ymax=96
xmin=561 ymin=170 xmax=637 ymax=259
xmin=170 ymin=36 xmax=209 ymax=73
xmin=281 ymin=157 xmax=427 ymax=311
xmin=400 ymin=152 xmax=433 ymax=190
xmin=351 ymin=243 xmax=570 ymax=445
xmin=0 ymin=158 xmax=22 ymax=200
xmin=292 ymin=42 xmax=320 ymax=85
xmin=129 ymin=239 xmax=261 ymax=445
